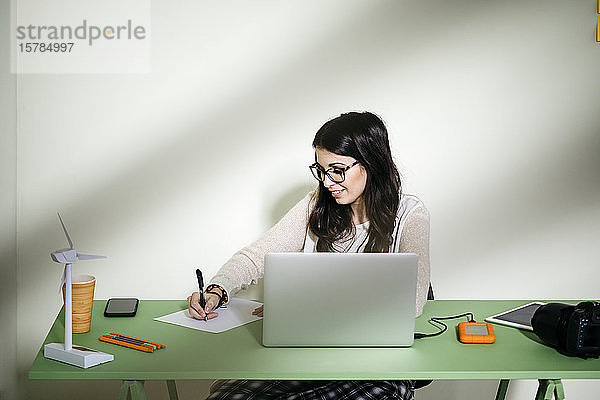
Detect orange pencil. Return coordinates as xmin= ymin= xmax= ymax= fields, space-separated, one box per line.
xmin=99 ymin=335 xmax=155 ymax=352
xmin=109 ymin=332 xmax=166 ymax=349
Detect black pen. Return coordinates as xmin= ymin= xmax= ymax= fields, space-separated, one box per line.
xmin=196 ymin=268 xmax=207 ymax=321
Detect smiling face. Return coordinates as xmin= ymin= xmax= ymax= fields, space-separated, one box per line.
xmin=315 ymin=147 xmax=368 ymax=220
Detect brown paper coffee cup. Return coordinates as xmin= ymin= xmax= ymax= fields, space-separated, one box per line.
xmin=62 ymin=274 xmax=96 ymax=333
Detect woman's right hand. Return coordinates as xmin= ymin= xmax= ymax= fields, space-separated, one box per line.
xmin=187 ymin=291 xmax=220 ymax=320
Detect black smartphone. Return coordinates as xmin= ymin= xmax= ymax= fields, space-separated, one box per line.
xmin=104 ymin=298 xmax=139 ymax=317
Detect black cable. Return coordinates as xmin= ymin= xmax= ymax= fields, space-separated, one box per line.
xmin=414 ymin=312 xmax=475 ymax=339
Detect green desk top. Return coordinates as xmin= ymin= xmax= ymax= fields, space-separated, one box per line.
xmin=29 ymin=300 xmax=600 ymax=381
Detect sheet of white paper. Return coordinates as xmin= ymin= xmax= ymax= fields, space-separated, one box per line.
xmin=154 ymin=298 xmax=263 ymax=333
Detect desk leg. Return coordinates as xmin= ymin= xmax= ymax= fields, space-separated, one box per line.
xmin=535 ymin=380 xmax=553 ymax=400
xmin=535 ymin=379 xmax=565 ymax=400
xmin=495 ymin=379 xmax=510 ymax=400
xmin=118 ymin=380 xmax=147 ymax=400
xmin=551 ymin=380 xmax=565 ymax=400
xmin=167 ymin=380 xmax=179 ymax=400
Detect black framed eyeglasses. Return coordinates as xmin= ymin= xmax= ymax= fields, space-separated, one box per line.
xmin=309 ymin=161 xmax=360 ymax=183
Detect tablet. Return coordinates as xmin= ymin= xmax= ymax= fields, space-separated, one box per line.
xmin=485 ymin=302 xmax=546 ymax=331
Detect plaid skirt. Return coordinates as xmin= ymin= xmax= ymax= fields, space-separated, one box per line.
xmin=206 ymin=379 xmax=415 ymax=400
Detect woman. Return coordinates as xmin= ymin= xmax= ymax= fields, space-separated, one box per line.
xmin=188 ymin=111 xmax=430 ymax=400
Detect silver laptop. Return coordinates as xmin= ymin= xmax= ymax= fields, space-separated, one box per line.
xmin=262 ymin=252 xmax=418 ymax=347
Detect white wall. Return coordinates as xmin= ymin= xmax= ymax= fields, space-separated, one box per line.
xmin=7 ymin=0 xmax=600 ymax=399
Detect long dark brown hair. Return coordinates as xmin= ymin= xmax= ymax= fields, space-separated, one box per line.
xmin=308 ymin=111 xmax=401 ymax=252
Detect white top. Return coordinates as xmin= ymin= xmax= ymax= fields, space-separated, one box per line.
xmin=210 ymin=191 xmax=430 ymax=316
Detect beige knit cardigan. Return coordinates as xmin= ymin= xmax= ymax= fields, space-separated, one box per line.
xmin=210 ymin=192 xmax=430 ymax=317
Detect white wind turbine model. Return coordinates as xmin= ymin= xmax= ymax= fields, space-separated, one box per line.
xmin=43 ymin=213 xmax=114 ymax=368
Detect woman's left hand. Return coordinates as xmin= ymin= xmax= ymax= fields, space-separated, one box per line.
xmin=252 ymin=305 xmax=263 ymax=317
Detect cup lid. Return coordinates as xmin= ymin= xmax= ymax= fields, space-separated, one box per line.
xmin=71 ymin=274 xmax=95 ymax=284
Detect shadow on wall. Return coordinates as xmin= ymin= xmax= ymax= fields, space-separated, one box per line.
xmin=435 ymin=128 xmax=600 ymax=278
xmin=3 ymin=0 xmax=515 ymax=261
xmin=12 ymin=0 xmax=600 ymax=307
xmin=268 ymin=183 xmax=316 ymax=226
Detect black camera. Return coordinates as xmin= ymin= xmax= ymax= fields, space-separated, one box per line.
xmin=531 ymin=301 xmax=600 ymax=359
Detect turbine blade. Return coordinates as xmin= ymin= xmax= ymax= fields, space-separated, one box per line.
xmin=77 ymin=253 xmax=107 ymax=260
xmin=57 ymin=212 xmax=74 ymax=249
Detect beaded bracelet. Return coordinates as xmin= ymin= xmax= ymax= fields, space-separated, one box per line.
xmin=205 ymin=284 xmax=228 ymax=308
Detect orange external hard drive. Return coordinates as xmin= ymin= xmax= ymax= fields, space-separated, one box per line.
xmin=458 ymin=322 xmax=495 ymax=343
